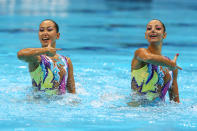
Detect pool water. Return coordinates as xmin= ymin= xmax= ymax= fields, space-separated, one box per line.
xmin=0 ymin=0 xmax=197 ymax=130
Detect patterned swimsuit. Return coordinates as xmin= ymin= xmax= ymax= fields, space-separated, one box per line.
xmin=131 ymin=63 xmax=172 ymax=102
xmin=30 ymin=54 xmax=69 ymax=95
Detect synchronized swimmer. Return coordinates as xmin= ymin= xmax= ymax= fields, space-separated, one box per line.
xmin=17 ymin=19 xmax=181 ymax=106
xmin=17 ymin=19 xmax=76 ymax=95
xmin=129 ymin=19 xmax=182 ymax=106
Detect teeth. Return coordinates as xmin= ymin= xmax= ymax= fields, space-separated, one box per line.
xmin=43 ymin=38 xmax=49 ymax=40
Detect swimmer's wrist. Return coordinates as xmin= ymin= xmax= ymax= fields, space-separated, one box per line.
xmin=42 ymin=47 xmax=55 ymax=56
xmin=168 ymin=58 xmax=176 ymax=69
xmin=42 ymin=47 xmax=50 ymax=54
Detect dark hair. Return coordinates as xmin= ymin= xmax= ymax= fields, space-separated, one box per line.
xmin=41 ymin=19 xmax=59 ymax=33
xmin=148 ymin=19 xmax=166 ymax=32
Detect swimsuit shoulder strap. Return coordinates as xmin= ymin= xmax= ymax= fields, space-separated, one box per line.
xmin=59 ymin=55 xmax=69 ymax=66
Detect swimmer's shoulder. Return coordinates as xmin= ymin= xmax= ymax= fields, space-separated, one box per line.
xmin=134 ymin=48 xmax=148 ymax=56
xmin=132 ymin=48 xmax=148 ymax=60
xmin=59 ymin=55 xmax=73 ymax=69
xmin=63 ymin=56 xmax=72 ymax=64
xmin=132 ymin=48 xmax=148 ymax=70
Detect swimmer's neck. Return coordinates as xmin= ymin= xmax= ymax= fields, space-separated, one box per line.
xmin=50 ymin=53 xmax=59 ymax=59
xmin=148 ymin=41 xmax=162 ymax=55
xmin=44 ymin=53 xmax=59 ymax=59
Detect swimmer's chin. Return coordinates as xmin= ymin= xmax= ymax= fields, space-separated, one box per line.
xmin=41 ymin=43 xmax=49 ymax=48
xmin=42 ymin=45 xmax=48 ymax=48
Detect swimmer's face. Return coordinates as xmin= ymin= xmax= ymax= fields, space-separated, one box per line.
xmin=39 ymin=20 xmax=60 ymax=47
xmin=145 ymin=20 xmax=166 ymax=44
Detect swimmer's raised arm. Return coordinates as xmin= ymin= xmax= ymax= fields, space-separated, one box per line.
xmin=17 ymin=40 xmax=61 ymax=63
xmin=18 ymin=48 xmax=45 ymax=63
xmin=133 ymin=48 xmax=181 ymax=70
xmin=66 ymin=57 xmax=76 ymax=94
xmin=17 ymin=47 xmax=60 ymax=63
xmin=18 ymin=45 xmax=61 ymax=72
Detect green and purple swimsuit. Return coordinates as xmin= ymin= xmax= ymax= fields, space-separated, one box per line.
xmin=30 ymin=54 xmax=69 ymax=95
xmin=131 ymin=63 xmax=172 ymax=102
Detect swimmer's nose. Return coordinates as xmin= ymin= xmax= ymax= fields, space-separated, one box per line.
xmin=40 ymin=29 xmax=49 ymax=35
xmin=151 ymin=28 xmax=155 ymax=33
xmin=42 ymin=33 xmax=49 ymax=37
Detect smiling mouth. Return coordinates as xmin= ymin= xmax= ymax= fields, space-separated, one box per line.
xmin=150 ymin=35 xmax=157 ymax=38
xmin=42 ymin=38 xmax=50 ymax=41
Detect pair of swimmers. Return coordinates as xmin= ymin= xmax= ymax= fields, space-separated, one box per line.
xmin=17 ymin=19 xmax=182 ymax=105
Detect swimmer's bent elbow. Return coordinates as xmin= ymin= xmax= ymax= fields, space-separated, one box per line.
xmin=17 ymin=50 xmax=40 ymax=63
xmin=17 ymin=50 xmax=29 ymax=61
xmin=17 ymin=51 xmax=24 ymax=60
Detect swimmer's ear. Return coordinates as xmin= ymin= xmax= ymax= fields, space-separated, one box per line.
xmin=163 ymin=32 xmax=167 ymax=39
xmin=56 ymin=33 xmax=60 ymax=40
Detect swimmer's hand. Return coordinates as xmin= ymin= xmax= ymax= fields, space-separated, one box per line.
xmin=44 ymin=47 xmax=62 ymax=57
xmin=44 ymin=40 xmax=62 ymax=56
xmin=170 ymin=53 xmax=182 ymax=70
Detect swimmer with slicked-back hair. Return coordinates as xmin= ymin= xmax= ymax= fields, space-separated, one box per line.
xmin=129 ymin=19 xmax=182 ymax=106
xmin=17 ymin=19 xmax=76 ymax=95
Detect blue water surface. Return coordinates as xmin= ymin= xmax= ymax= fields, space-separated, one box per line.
xmin=0 ymin=0 xmax=197 ymax=130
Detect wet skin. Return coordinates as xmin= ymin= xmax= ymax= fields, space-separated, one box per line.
xmin=131 ymin=20 xmax=181 ymax=104
xmin=17 ymin=20 xmax=76 ymax=94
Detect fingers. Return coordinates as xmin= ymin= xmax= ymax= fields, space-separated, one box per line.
xmin=55 ymin=48 xmax=62 ymax=50
xmin=173 ymin=53 xmax=179 ymax=62
xmin=175 ymin=53 xmax=182 ymax=70
xmin=174 ymin=53 xmax=182 ymax=70
xmin=176 ymin=65 xmax=182 ymax=70
xmin=46 ymin=47 xmax=61 ymax=51
xmin=47 ymin=40 xmax=52 ymax=47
